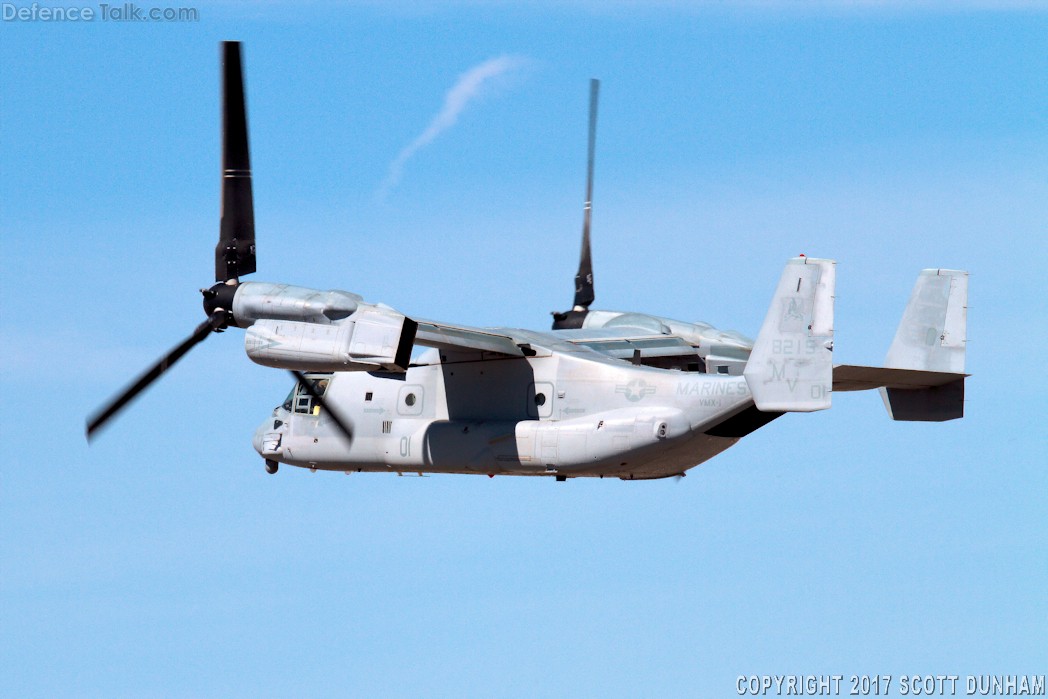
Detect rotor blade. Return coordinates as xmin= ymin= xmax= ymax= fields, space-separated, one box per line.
xmin=572 ymin=78 xmax=599 ymax=310
xmin=216 ymin=41 xmax=256 ymax=282
xmin=86 ymin=311 xmax=227 ymax=441
xmin=288 ymin=370 xmax=354 ymax=445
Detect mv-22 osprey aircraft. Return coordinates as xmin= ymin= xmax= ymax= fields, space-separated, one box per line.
xmin=87 ymin=42 xmax=970 ymax=481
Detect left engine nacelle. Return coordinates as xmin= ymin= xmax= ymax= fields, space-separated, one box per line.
xmin=244 ymin=308 xmax=417 ymax=373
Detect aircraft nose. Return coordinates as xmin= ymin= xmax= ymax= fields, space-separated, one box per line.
xmin=253 ymin=416 xmax=285 ymax=457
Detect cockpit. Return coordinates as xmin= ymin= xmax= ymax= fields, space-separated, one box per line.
xmin=280 ymin=372 xmax=333 ymax=415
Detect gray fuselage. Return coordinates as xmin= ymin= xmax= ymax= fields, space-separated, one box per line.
xmin=254 ymin=330 xmax=761 ymax=480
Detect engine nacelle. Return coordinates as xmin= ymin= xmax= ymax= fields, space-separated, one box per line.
xmin=231 ymin=282 xmax=362 ymax=326
xmin=244 ymin=308 xmax=417 ymax=372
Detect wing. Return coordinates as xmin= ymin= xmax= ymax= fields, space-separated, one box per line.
xmin=413 ymin=319 xmax=528 ymax=357
xmin=565 ymin=333 xmax=698 ymax=361
xmin=550 ymin=312 xmax=753 ymax=373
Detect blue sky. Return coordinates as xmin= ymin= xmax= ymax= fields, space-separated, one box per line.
xmin=2 ymin=2 xmax=1046 ymax=697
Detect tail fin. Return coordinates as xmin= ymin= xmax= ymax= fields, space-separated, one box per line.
xmin=886 ymin=269 xmax=968 ymax=374
xmin=744 ymin=257 xmax=835 ymax=412
xmin=832 ymin=269 xmax=968 ymax=422
xmin=880 ymin=268 xmax=968 ymax=421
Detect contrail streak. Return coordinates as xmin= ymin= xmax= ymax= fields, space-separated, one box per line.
xmin=378 ymin=55 xmax=528 ymax=197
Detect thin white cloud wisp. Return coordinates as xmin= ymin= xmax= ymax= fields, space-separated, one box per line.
xmin=378 ymin=55 xmax=528 ymax=197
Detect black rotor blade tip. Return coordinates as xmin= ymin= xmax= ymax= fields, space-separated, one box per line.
xmin=86 ymin=311 xmax=226 ymax=442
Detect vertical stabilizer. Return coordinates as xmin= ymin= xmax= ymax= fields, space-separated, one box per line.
xmin=885 ymin=269 xmax=967 ymax=373
xmin=880 ymin=268 xmax=968 ymax=421
xmin=744 ymin=257 xmax=835 ymax=412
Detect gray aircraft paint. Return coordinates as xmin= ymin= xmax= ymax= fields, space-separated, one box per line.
xmin=250 ymin=258 xmax=968 ymax=480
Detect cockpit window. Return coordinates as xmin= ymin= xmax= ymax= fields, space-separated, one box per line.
xmin=283 ymin=373 xmax=333 ymax=415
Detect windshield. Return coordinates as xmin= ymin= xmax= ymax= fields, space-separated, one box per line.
xmin=281 ymin=373 xmax=333 ymax=415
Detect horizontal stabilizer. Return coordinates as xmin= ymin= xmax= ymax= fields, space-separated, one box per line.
xmin=833 ymin=364 xmax=967 ymax=392
xmin=744 ymin=257 xmax=835 ymax=412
